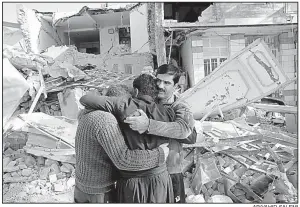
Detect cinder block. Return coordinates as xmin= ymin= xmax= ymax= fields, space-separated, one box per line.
xmin=281 ymin=55 xmax=289 ymax=62
xmin=203 ymin=48 xmax=220 ymax=56
xmin=283 ymin=66 xmax=296 ymax=73
xmin=230 ymin=34 xmax=244 ymax=40
xmin=286 ymin=101 xmax=297 ymax=106
xmin=289 ymin=44 xmax=295 ymax=49
xmin=284 ymin=82 xmax=297 ymax=90
xmin=192 ymin=47 xmax=203 ymax=53
xmin=203 ymin=39 xmax=210 ymax=47
xmin=210 ymin=37 xmax=228 ymax=47
xmin=286 ymin=72 xmax=297 ymax=79
xmin=279 ymin=32 xmax=288 ymax=40
xmin=284 ymin=95 xmax=296 ymax=101
xmin=193 ymin=58 xmax=203 ymax=65
xmin=282 ymin=49 xmax=297 ymax=56
xmin=220 ymin=48 xmax=229 ymax=56
xmin=280 ymin=44 xmax=289 ymax=50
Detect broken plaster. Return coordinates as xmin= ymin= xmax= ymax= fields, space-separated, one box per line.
xmin=36 ymin=13 xmax=63 ymax=49
xmin=250 ymin=50 xmax=279 ymax=83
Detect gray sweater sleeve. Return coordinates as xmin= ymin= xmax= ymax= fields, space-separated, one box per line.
xmin=148 ymin=100 xmax=195 ymax=139
xmin=95 ymin=111 xmax=165 ymax=171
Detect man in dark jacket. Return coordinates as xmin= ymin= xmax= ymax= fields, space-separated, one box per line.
xmin=125 ymin=64 xmax=195 ymax=203
xmin=80 ymin=74 xmax=196 ymax=203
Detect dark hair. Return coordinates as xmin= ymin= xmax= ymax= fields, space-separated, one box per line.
xmin=133 ymin=74 xmax=158 ymax=100
xmin=156 ymin=64 xmax=181 ymax=84
xmin=106 ymin=84 xmax=132 ymax=97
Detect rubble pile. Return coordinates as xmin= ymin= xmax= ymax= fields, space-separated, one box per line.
xmin=182 ymin=112 xmax=298 ymax=204
xmin=3 ymin=145 xmax=75 ymax=203
xmin=3 ymin=39 xmax=297 ymax=203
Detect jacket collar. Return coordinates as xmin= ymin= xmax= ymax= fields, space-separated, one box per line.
xmin=137 ymin=95 xmax=154 ymax=104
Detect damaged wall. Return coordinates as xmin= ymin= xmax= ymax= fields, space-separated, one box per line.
xmin=100 ymin=25 xmax=131 ymax=55
xmin=17 ymin=5 xmax=64 ymax=54
xmin=106 ymin=52 xmax=153 ymax=75
xmin=130 ymin=3 xmax=150 ymax=53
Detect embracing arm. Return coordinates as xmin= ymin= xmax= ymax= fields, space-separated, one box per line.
xmin=80 ymin=93 xmax=120 ymax=115
xmin=148 ymin=101 xmax=195 ymax=139
xmin=96 ymin=115 xmax=165 ymax=171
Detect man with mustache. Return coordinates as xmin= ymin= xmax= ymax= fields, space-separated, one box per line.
xmin=125 ymin=64 xmax=195 ymax=203
xmin=74 ymin=82 xmax=170 ymax=203
xmin=80 ymin=73 xmax=196 ymax=203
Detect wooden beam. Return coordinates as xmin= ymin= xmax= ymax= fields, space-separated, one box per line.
xmin=154 ymin=3 xmax=167 ymax=66
xmin=250 ymin=103 xmax=297 ymax=114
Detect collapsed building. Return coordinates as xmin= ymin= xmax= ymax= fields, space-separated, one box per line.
xmin=2 ymin=2 xmax=298 ymax=204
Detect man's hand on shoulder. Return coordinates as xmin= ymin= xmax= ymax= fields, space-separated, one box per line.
xmin=124 ymin=109 xmax=149 ymax=134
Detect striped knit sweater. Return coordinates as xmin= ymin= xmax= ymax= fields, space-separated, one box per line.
xmin=75 ymin=110 xmax=165 ymax=194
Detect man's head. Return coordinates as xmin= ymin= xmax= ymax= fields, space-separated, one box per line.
xmin=133 ymin=73 xmax=158 ymax=100
xmin=155 ymin=64 xmax=181 ymax=101
xmin=105 ymin=84 xmax=132 ymax=97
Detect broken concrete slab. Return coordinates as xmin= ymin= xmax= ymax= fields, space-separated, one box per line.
xmin=46 ymin=62 xmax=88 ymax=81
xmin=50 ymin=163 xmax=61 ymax=175
xmin=24 ymin=155 xmax=36 ymax=167
xmin=39 ymin=167 xmax=51 ymax=180
xmin=60 ymin=163 xmax=75 ymax=173
xmin=3 ymin=157 xmax=12 ymax=167
xmin=49 ymin=174 xmax=57 ymax=183
xmin=4 ymin=166 xmax=20 ymax=173
xmin=53 ymin=183 xmax=65 ymax=192
xmin=179 ymin=39 xmax=292 ymax=120
xmin=3 ymin=58 xmax=30 ymax=128
xmin=36 ymin=156 xmax=45 ymax=166
xmin=58 ymin=88 xmax=86 ymax=120
xmin=21 ymin=168 xmax=32 ymax=177
xmin=66 ymin=177 xmax=75 ymax=189
xmin=19 ymin=113 xmax=77 ymax=147
xmin=17 ymin=5 xmax=63 ymax=54
xmin=45 ymin=159 xmax=59 ymax=167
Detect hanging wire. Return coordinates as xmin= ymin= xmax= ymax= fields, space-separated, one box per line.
xmin=167 ymin=31 xmax=173 ymax=64
xmin=212 ymin=31 xmax=246 ymax=45
xmin=67 ymin=18 xmax=70 ymax=46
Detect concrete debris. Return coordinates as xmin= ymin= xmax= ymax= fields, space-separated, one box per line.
xmin=3 ymin=19 xmax=297 ymax=204
xmin=186 ymin=194 xmax=205 ymax=203
xmin=58 ymin=88 xmax=86 ymax=119
xmin=49 ymin=174 xmax=58 ymax=183
xmin=66 ymin=177 xmax=75 ymax=189
xmin=24 ymin=155 xmax=36 ymax=167
xmin=208 ymin=195 xmax=234 ymax=203
xmin=53 ymin=183 xmax=65 ymax=192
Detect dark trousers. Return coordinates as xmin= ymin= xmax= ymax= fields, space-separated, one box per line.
xmin=170 ymin=173 xmax=186 ymax=203
xmin=74 ymin=186 xmax=116 ymax=203
xmin=117 ymin=169 xmax=174 ymax=203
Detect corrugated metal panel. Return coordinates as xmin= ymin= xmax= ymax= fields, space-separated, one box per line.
xmin=179 ymin=39 xmax=291 ymax=120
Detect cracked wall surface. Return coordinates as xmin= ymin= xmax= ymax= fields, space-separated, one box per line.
xmin=130 ymin=3 xmax=150 ymax=53
xmin=18 ymin=5 xmax=64 ymax=54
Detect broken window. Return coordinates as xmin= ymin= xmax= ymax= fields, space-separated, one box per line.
xmin=211 ymin=58 xmax=218 ymax=71
xmin=119 ymin=27 xmax=131 ymax=45
xmin=204 ymin=59 xmax=210 ymax=76
xmin=220 ymin=58 xmax=227 ymax=64
xmin=124 ymin=64 xmax=133 ymax=74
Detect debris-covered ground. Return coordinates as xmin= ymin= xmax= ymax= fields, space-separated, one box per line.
xmin=3 ymin=27 xmax=298 ymax=204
